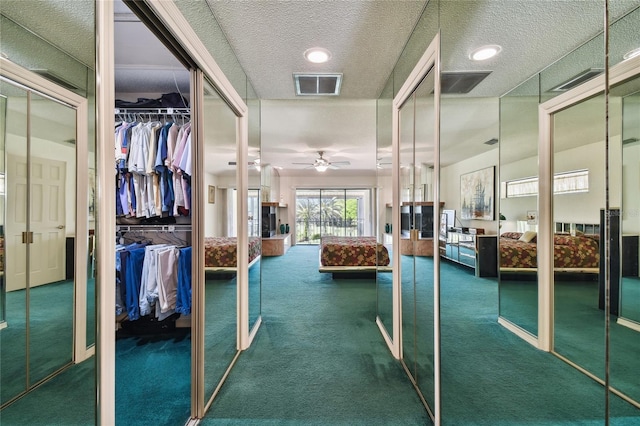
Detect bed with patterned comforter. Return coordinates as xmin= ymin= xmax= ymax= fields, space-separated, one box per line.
xmin=319 ymin=236 xmax=391 ymax=271
xmin=204 ymin=236 xmax=261 ymax=269
xmin=500 ymin=232 xmax=599 ymax=272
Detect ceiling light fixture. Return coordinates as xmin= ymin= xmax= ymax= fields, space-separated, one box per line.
xmin=304 ymin=47 xmax=331 ymax=64
xmin=469 ymin=45 xmax=502 ymax=61
xmin=315 ymin=164 xmax=329 ymax=172
xmin=623 ymin=47 xmax=640 ymax=61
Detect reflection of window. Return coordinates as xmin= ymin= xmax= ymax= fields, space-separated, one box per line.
xmin=502 ymin=169 xmax=589 ymax=198
xmin=553 ymin=169 xmax=589 ymax=194
xmin=503 ymin=176 xmax=538 ymax=198
xmin=295 ymin=188 xmax=373 ymax=244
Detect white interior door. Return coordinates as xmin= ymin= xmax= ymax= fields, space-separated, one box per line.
xmin=5 ymin=155 xmax=66 ymax=290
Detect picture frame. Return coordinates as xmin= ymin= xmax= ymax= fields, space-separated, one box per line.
xmin=527 ymin=210 xmax=538 ymax=225
xmin=460 ymin=166 xmax=494 ymax=220
xmin=88 ymin=169 xmax=96 ymax=221
xmin=208 ymin=185 xmax=216 ymax=204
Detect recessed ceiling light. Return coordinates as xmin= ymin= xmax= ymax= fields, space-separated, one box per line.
xmin=469 ymin=45 xmax=502 ymax=61
xmin=304 ymin=47 xmax=331 ymax=64
xmin=623 ymin=47 xmax=640 ymax=60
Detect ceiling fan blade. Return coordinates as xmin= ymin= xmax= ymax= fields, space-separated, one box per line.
xmin=330 ymin=161 xmax=350 ymax=166
xmin=292 ymin=162 xmax=314 ymax=165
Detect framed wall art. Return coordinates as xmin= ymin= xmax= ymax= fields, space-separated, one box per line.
xmin=208 ymin=185 xmax=216 ymax=204
xmin=460 ymin=166 xmax=494 ymax=220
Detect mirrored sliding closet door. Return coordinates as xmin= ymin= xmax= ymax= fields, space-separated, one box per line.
xmin=0 ymin=61 xmax=91 ymax=418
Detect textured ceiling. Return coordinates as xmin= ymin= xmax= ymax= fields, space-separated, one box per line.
xmin=205 ymin=0 xmax=427 ymax=99
xmin=2 ymin=0 xmax=638 ymax=176
xmin=0 ymin=0 xmax=95 ymax=68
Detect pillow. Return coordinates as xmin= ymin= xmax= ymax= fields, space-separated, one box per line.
xmin=500 ymin=232 xmax=522 ymax=240
xmin=518 ymin=231 xmax=537 ymax=243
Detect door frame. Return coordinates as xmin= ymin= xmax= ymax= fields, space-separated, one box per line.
xmin=96 ymin=0 xmax=252 ymax=422
xmin=0 ymin=59 xmax=91 ymax=362
xmin=537 ymin=53 xmax=640 ymax=353
xmin=386 ymin=32 xmax=441 ymax=424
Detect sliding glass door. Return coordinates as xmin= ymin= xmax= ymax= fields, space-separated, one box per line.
xmin=295 ymin=189 xmax=373 ymax=244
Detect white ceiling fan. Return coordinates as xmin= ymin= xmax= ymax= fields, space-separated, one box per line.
xmin=293 ymin=151 xmax=350 ymax=172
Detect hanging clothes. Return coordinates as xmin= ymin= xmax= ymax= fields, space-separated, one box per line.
xmin=115 ymin=240 xmax=191 ymax=320
xmin=114 ymin=112 xmax=191 ymax=222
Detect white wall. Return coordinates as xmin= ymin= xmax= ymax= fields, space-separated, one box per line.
xmin=440 ymin=148 xmax=500 ymax=234
xmin=205 ymin=172 xmax=237 ymax=237
xmin=498 ymin=138 xmax=624 ymax=232
xmin=553 ymin=140 xmax=615 ymax=225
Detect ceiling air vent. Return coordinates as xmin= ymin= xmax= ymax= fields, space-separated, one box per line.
xmin=30 ymin=69 xmax=80 ymax=92
xmin=294 ymin=73 xmax=342 ymax=96
xmin=550 ymin=68 xmax=603 ymax=92
xmin=484 ymin=138 xmax=499 ymax=146
xmin=441 ymin=71 xmax=491 ymax=94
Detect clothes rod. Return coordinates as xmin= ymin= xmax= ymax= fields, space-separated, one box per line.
xmin=116 ymin=224 xmax=192 ymax=232
xmin=114 ymin=107 xmax=190 ymax=115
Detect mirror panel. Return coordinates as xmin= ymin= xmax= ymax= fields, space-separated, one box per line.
xmin=400 ymin=93 xmax=416 ymax=378
xmin=0 ymin=2 xmax=95 ymax=421
xmin=498 ymin=75 xmax=540 ymax=335
xmin=203 ymin=78 xmax=239 ymax=401
xmin=248 ymin=83 xmax=261 ymax=334
xmin=27 ymin=92 xmax=76 ymax=385
xmin=87 ymin=69 xmax=96 ymax=349
xmin=414 ymin=69 xmax=436 ymax=409
xmin=552 ymin=94 xmax=606 ymax=380
xmin=0 ymin=72 xmax=80 ymax=410
xmin=0 ymin=77 xmax=28 ymax=405
xmin=376 ymin=75 xmax=393 ymax=338
xmin=610 ymin=6 xmax=640 ymax=416
xmin=611 ymin=72 xmax=640 ymax=412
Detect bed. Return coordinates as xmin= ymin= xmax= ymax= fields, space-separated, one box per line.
xmin=204 ymin=236 xmax=261 ymax=272
xmin=500 ymin=231 xmax=600 ymax=273
xmin=318 ymin=236 xmax=391 ymax=274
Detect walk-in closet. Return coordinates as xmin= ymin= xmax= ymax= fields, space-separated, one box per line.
xmin=113 ymin=1 xmax=194 ymax=423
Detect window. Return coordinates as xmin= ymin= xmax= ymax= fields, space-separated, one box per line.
xmin=502 ymin=169 xmax=589 ymax=198
xmin=295 ymin=189 xmax=373 ymax=244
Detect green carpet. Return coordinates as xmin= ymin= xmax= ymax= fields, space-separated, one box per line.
xmin=620 ymin=277 xmax=640 ymax=323
xmin=0 ymin=357 xmax=96 ymax=425
xmin=1 ymin=280 xmax=75 ymax=406
xmin=201 ymin=245 xmax=429 ymax=425
xmin=438 ymin=261 xmax=639 ymax=425
xmin=498 ymin=275 xmax=538 ymax=335
xmin=2 ymin=247 xmax=638 ymax=425
xmin=115 ymin=269 xmax=245 ymax=426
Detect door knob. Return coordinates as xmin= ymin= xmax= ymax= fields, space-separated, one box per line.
xmin=57 ymin=225 xmax=65 ymax=229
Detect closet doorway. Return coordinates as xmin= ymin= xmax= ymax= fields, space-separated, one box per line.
xmin=0 ymin=60 xmax=90 ymax=409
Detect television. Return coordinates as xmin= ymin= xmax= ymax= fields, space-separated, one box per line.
xmin=442 ymin=209 xmax=456 ymax=230
xmin=440 ymin=209 xmax=456 ymax=239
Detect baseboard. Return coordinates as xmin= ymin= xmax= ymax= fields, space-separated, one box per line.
xmin=376 ymin=316 xmax=398 ymax=359
xmin=498 ymin=317 xmax=540 ymax=349
xmin=617 ymin=317 xmax=640 ymax=332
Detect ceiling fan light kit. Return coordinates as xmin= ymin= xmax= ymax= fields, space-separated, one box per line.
xmin=292 ymin=150 xmax=350 ymax=172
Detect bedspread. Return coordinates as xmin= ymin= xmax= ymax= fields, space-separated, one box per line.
xmin=204 ymin=236 xmax=261 ymax=268
xmin=500 ymin=232 xmax=599 ymax=269
xmin=320 ymin=236 xmax=390 ymax=267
